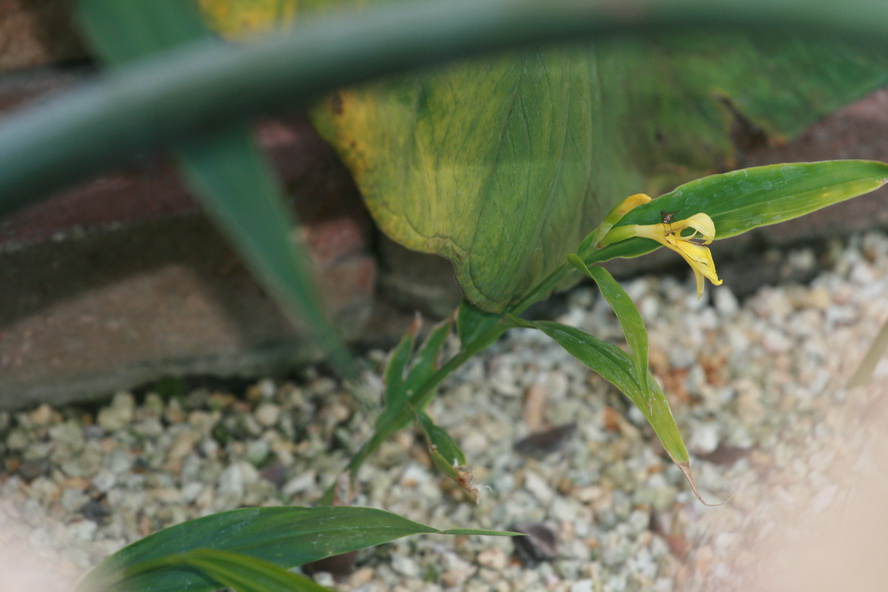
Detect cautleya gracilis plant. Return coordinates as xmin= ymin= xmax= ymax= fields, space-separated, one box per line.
xmin=18 ymin=0 xmax=884 ymax=590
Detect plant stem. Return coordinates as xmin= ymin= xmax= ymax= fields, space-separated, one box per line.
xmin=327 ymin=261 xmax=577 ymax=499
xmin=343 ymin=320 xmax=509 ymax=475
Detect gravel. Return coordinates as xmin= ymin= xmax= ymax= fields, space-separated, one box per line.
xmin=4 ymin=231 xmax=888 ymax=591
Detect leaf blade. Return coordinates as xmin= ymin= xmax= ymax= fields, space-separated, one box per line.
xmin=514 ymin=319 xmax=688 ymax=465
xmin=406 ymin=320 xmax=453 ymax=387
xmin=569 ymin=255 xmax=649 ymax=397
xmin=417 ymin=411 xmax=478 ymax=503
xmin=592 ymin=160 xmax=888 ymax=262
xmin=378 ymin=319 xmax=418 ymax=423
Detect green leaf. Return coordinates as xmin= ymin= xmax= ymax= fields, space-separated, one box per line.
xmin=406 ymin=320 xmax=452 ymax=387
xmin=569 ymin=255 xmax=649 ymax=398
xmin=76 ymin=0 xmax=211 ymax=65
xmin=179 ymin=128 xmax=358 ymax=375
xmin=379 ymin=319 xmax=418 ymax=417
xmin=74 ymin=0 xmax=357 ymax=380
xmin=135 ymin=549 xmax=333 ymax=592
xmin=419 ymin=411 xmax=467 ymax=469
xmin=592 ymin=160 xmax=888 ymax=263
xmin=79 ymin=506 xmax=518 ymax=592
xmin=513 ymin=318 xmax=688 ymax=465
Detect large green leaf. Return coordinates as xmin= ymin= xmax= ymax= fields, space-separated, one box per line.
xmin=201 ymin=2 xmax=888 ymax=310
xmin=78 ymin=506 xmax=518 ymax=592
xmin=75 ymin=0 xmax=356 ymax=378
xmin=298 ymin=17 xmax=888 ymax=310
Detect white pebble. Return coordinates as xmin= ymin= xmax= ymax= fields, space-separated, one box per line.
xmin=255 ymin=403 xmax=281 ymax=427
xmin=477 ymin=547 xmax=507 ymax=571
xmin=523 ymin=470 xmax=554 ymax=504
xmin=714 ymin=287 xmax=739 ymax=317
xmin=97 ymin=392 xmax=135 ymax=431
xmin=391 ymin=554 xmax=420 ymax=577
xmin=689 ymin=422 xmax=720 ymax=455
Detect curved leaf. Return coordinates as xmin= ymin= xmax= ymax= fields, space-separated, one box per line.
xmin=378 ymin=318 xmax=418 ymax=421
xmin=199 ymin=1 xmax=888 ymax=311
xmin=407 ymin=319 xmax=452 ymax=387
xmin=569 ymin=256 xmax=649 ymax=397
xmin=316 ymin=38 xmax=888 ymax=309
xmin=418 ymin=412 xmax=478 ymax=503
xmin=513 ymin=318 xmax=688 ymax=465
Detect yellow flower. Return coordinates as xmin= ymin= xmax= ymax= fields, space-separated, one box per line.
xmin=601 ymin=212 xmax=723 ymax=299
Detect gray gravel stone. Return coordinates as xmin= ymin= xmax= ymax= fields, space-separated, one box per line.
xmin=97 ymin=392 xmax=135 ymax=431
xmin=5 ymin=231 xmax=888 ymax=591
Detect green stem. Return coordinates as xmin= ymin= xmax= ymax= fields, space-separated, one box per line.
xmin=509 ymin=262 xmax=574 ymax=314
xmin=3 ymin=0 xmax=888 ymax=214
xmin=326 ymin=261 xmax=575 ymax=499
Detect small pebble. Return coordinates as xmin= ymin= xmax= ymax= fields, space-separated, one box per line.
xmin=391 ymin=554 xmax=420 ymax=578
xmin=255 ymin=403 xmax=281 ymax=427
xmin=477 ymin=547 xmax=508 ymax=571
xmin=97 ymin=392 xmax=135 ymax=431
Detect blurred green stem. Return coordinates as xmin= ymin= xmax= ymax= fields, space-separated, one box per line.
xmin=2 ymin=0 xmax=888 ymax=214
xmin=338 ymin=320 xmax=509 ymax=486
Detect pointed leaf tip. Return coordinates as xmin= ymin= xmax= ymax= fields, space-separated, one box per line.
xmin=677 ymin=461 xmax=732 ymax=507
